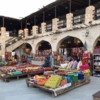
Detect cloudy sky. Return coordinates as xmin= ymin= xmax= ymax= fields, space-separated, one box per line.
xmin=0 ymin=0 xmax=56 ymax=19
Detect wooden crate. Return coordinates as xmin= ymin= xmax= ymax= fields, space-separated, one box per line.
xmin=27 ymin=78 xmax=90 ymax=97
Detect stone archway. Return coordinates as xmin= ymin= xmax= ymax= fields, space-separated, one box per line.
xmin=56 ymin=36 xmax=84 ymax=52
xmin=24 ymin=43 xmax=32 ymax=53
xmin=93 ymin=36 xmax=100 ymax=52
xmin=13 ymin=42 xmax=33 ymax=57
xmin=35 ymin=40 xmax=52 ymax=51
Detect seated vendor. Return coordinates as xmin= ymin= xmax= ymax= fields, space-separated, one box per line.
xmin=67 ymin=58 xmax=73 ymax=70
xmin=71 ymin=57 xmax=78 ymax=70
xmin=79 ymin=58 xmax=90 ymax=71
xmin=77 ymin=60 xmax=82 ymax=70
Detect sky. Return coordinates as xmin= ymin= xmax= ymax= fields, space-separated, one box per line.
xmin=0 ymin=0 xmax=56 ymax=19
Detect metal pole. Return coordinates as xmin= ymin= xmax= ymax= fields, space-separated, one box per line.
xmin=69 ymin=0 xmax=71 ymax=13
xmin=26 ymin=19 xmax=27 ymax=28
xmin=19 ymin=17 xmax=23 ymax=29
xmin=3 ymin=17 xmax=4 ymax=27
xmin=55 ymin=6 xmax=57 ymax=18
xmin=43 ymin=11 xmax=45 ymax=22
xmin=34 ymin=15 xmax=36 ymax=25
xmin=21 ymin=21 xmax=22 ymax=29
xmin=89 ymin=0 xmax=91 ymax=6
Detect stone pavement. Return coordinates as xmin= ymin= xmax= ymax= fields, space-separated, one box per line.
xmin=0 ymin=77 xmax=100 ymax=100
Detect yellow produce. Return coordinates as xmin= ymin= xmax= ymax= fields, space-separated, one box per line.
xmin=83 ymin=69 xmax=90 ymax=74
xmin=44 ymin=75 xmax=62 ymax=89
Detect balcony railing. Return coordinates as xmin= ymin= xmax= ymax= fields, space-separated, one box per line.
xmin=74 ymin=15 xmax=85 ymax=25
xmin=46 ymin=24 xmax=52 ymax=32
xmin=5 ymin=36 xmax=22 ymax=47
xmin=96 ymin=8 xmax=100 ymax=20
xmin=58 ymin=20 xmax=66 ymax=29
xmin=28 ymin=8 xmax=100 ymax=39
xmin=38 ymin=27 xmax=41 ymax=34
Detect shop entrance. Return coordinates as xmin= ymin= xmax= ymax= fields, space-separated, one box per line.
xmin=38 ymin=41 xmax=51 ymax=51
xmin=93 ymin=36 xmax=100 ymax=76
xmin=13 ymin=43 xmax=32 ymax=56
xmin=34 ymin=41 xmax=52 ymax=64
xmin=24 ymin=43 xmax=32 ymax=54
xmin=58 ymin=36 xmax=84 ymax=57
xmin=35 ymin=40 xmax=52 ymax=55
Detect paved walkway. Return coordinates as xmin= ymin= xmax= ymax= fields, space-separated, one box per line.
xmin=0 ymin=77 xmax=100 ymax=100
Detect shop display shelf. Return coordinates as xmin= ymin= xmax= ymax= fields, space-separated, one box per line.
xmin=94 ymin=69 xmax=100 ymax=72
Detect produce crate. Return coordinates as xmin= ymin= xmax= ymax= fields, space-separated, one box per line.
xmin=26 ymin=78 xmax=90 ymax=97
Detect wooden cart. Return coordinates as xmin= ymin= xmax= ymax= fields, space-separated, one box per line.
xmin=26 ymin=78 xmax=90 ymax=97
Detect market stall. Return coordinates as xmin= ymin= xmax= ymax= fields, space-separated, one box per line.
xmin=54 ymin=36 xmax=84 ymax=66
xmin=0 ymin=63 xmax=53 ymax=82
xmin=26 ymin=69 xmax=90 ymax=97
xmin=31 ymin=40 xmax=52 ymax=66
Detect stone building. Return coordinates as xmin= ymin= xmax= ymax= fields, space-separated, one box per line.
xmin=0 ymin=0 xmax=100 ymax=55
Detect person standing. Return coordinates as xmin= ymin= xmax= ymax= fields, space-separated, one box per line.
xmin=43 ymin=56 xmax=50 ymax=67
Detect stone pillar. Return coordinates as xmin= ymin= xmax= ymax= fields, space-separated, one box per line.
xmin=32 ymin=25 xmax=38 ymax=37
xmin=1 ymin=27 xmax=6 ymax=55
xmin=32 ymin=47 xmax=35 ymax=54
xmin=41 ymin=22 xmax=46 ymax=34
xmin=85 ymin=6 xmax=95 ymax=25
xmin=84 ymin=40 xmax=93 ymax=52
xmin=66 ymin=13 xmax=73 ymax=30
xmin=52 ymin=18 xmax=59 ymax=32
xmin=24 ymin=28 xmax=28 ymax=38
xmin=18 ymin=29 xmax=24 ymax=37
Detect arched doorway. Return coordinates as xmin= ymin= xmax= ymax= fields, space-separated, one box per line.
xmin=35 ymin=40 xmax=52 ymax=56
xmin=36 ymin=40 xmax=52 ymax=51
xmin=14 ymin=43 xmax=32 ymax=56
xmin=93 ymin=36 xmax=100 ymax=53
xmin=24 ymin=43 xmax=32 ymax=55
xmin=93 ymin=36 xmax=100 ymax=76
xmin=57 ymin=36 xmax=84 ymax=56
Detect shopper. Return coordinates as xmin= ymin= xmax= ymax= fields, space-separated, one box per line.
xmin=43 ymin=56 xmax=50 ymax=67
xmin=49 ymin=53 xmax=54 ymax=67
xmin=14 ymin=53 xmax=18 ymax=63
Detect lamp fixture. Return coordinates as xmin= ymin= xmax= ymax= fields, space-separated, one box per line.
xmin=84 ymin=41 xmax=87 ymax=51
xmin=85 ymin=28 xmax=89 ymax=37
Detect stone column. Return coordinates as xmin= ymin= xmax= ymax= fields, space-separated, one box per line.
xmin=52 ymin=18 xmax=59 ymax=32
xmin=41 ymin=22 xmax=46 ymax=35
xmin=18 ymin=29 xmax=24 ymax=37
xmin=1 ymin=27 xmax=6 ymax=55
xmin=32 ymin=25 xmax=38 ymax=37
xmin=84 ymin=40 xmax=93 ymax=52
xmin=24 ymin=28 xmax=28 ymax=39
xmin=85 ymin=6 xmax=95 ymax=25
xmin=66 ymin=13 xmax=73 ymax=30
